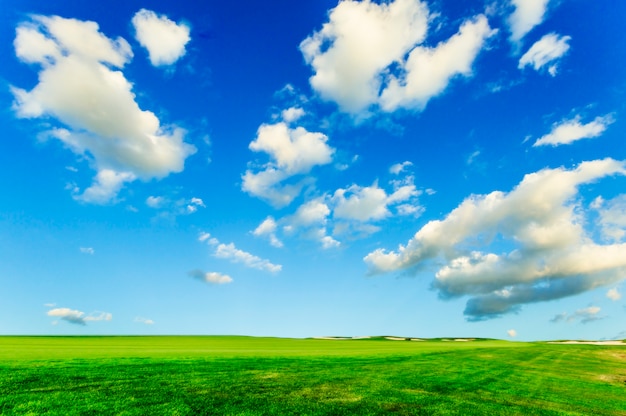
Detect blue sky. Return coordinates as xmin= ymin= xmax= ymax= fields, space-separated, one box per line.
xmin=1 ymin=0 xmax=625 ymax=340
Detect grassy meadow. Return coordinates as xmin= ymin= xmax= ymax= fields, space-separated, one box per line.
xmin=0 ymin=336 xmax=624 ymax=415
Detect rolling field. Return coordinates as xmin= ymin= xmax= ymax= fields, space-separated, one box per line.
xmin=0 ymin=336 xmax=624 ymax=415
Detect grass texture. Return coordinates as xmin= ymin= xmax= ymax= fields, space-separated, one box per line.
xmin=0 ymin=336 xmax=624 ymax=415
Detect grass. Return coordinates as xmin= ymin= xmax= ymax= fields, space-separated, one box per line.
xmin=0 ymin=336 xmax=624 ymax=415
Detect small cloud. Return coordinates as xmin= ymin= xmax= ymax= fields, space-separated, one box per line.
xmin=281 ymin=107 xmax=305 ymax=123
xmin=189 ymin=270 xmax=233 ymax=285
xmin=533 ymin=114 xmax=614 ymax=147
xmin=79 ymin=247 xmax=95 ymax=255
xmin=134 ymin=317 xmax=155 ymax=325
xmin=607 ymin=288 xmax=622 ymax=301
xmin=132 ymin=9 xmax=191 ymax=67
xmin=507 ymin=0 xmax=551 ymax=45
xmin=390 ymin=161 xmax=413 ymax=175
xmin=199 ymin=234 xmax=282 ymax=273
xmin=507 ymin=329 xmax=517 ymax=338
xmin=519 ymin=33 xmax=571 ymax=76
xmin=146 ymin=196 xmax=166 ymax=208
xmin=252 ymin=216 xmax=284 ymax=248
xmin=466 ymin=150 xmax=481 ymax=165
xmin=47 ymin=307 xmax=112 ymax=325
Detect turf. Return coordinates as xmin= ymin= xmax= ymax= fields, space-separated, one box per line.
xmin=0 ymin=336 xmax=624 ymax=415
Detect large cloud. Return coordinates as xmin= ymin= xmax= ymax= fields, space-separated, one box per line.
xmin=364 ymin=159 xmax=626 ymax=320
xmin=132 ymin=9 xmax=191 ymax=67
xmin=11 ymin=15 xmax=196 ymax=203
xmin=242 ymin=120 xmax=334 ymax=207
xmin=300 ymin=0 xmax=494 ymax=114
xmin=507 ymin=0 xmax=551 ymax=45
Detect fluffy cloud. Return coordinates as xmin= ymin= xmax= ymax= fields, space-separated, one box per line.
xmin=550 ymin=306 xmax=603 ymax=324
xmin=11 ymin=15 xmax=196 ymax=203
xmin=253 ymin=216 xmax=284 ymax=248
xmin=533 ymin=114 xmax=614 ymax=147
xmin=300 ymin=0 xmax=493 ymax=113
xmin=189 ymin=269 xmax=233 ymax=285
xmin=364 ymin=159 xmax=626 ymax=320
xmin=380 ymin=15 xmax=495 ymax=112
xmin=199 ymin=233 xmax=282 ymax=273
xmin=507 ymin=329 xmax=517 ymax=337
xmin=132 ymin=9 xmax=190 ymax=67
xmin=47 ymin=307 xmax=112 ymax=325
xmin=507 ymin=0 xmax=551 ymax=44
xmin=390 ymin=161 xmax=413 ymax=175
xmin=519 ymin=33 xmax=570 ymax=76
xmin=242 ymin=120 xmax=334 ymax=207
xmin=606 ymin=288 xmax=621 ymax=301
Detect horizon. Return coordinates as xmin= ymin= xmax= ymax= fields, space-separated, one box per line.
xmin=1 ymin=0 xmax=625 ymax=342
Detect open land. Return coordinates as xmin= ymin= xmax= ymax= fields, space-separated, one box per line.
xmin=0 ymin=336 xmax=624 ymax=415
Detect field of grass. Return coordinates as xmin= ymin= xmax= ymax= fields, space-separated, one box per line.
xmin=0 ymin=336 xmax=624 ymax=415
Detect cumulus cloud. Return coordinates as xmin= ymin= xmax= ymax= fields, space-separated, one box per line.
xmin=134 ymin=316 xmax=155 ymax=325
xmin=606 ymin=288 xmax=621 ymax=301
xmin=199 ymin=233 xmax=282 ymax=273
xmin=533 ymin=114 xmax=614 ymax=147
xmin=507 ymin=329 xmax=517 ymax=337
xmin=390 ymin=161 xmax=413 ymax=175
xmin=519 ymin=33 xmax=570 ymax=76
xmin=242 ymin=121 xmax=334 ymax=207
xmin=189 ymin=269 xmax=233 ymax=285
xmin=47 ymin=307 xmax=112 ymax=325
xmin=300 ymin=0 xmax=493 ymax=113
xmin=283 ymin=198 xmax=339 ymax=249
xmin=11 ymin=15 xmax=196 ymax=203
xmin=364 ymin=159 xmax=626 ymax=320
xmin=550 ymin=306 xmax=603 ymax=324
xmin=132 ymin=9 xmax=190 ymax=67
xmin=253 ymin=216 xmax=284 ymax=248
xmin=507 ymin=0 xmax=551 ymax=45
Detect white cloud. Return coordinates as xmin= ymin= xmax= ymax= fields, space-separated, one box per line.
xmin=11 ymin=15 xmax=196 ymax=203
xmin=79 ymin=247 xmax=94 ymax=255
xmin=593 ymin=195 xmax=626 ymax=242
xmin=134 ymin=317 xmax=155 ymax=325
xmin=281 ymin=107 xmax=305 ymax=123
xmin=47 ymin=307 xmax=111 ymax=325
xmin=507 ymin=0 xmax=551 ymax=44
xmin=333 ymin=181 xmax=419 ymax=222
xmin=519 ymin=33 xmax=570 ymax=76
xmin=146 ymin=195 xmax=166 ymax=208
xmin=300 ymin=0 xmax=493 ymax=114
xmin=507 ymin=329 xmax=517 ymax=337
xmin=550 ymin=306 xmax=603 ymax=324
xmin=364 ymin=159 xmax=626 ymax=320
xmin=242 ymin=122 xmax=334 ymax=207
xmin=607 ymin=288 xmax=621 ymax=301
xmin=199 ymin=233 xmax=282 ymax=273
xmin=253 ymin=216 xmax=283 ymax=248
xmin=390 ymin=161 xmax=413 ymax=175
xmin=189 ymin=270 xmax=233 ymax=285
xmin=131 ymin=9 xmax=190 ymax=67
xmin=380 ymin=15 xmax=495 ymax=112
xmin=533 ymin=114 xmax=614 ymax=147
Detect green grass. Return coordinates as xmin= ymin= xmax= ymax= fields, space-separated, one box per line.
xmin=0 ymin=336 xmax=624 ymax=415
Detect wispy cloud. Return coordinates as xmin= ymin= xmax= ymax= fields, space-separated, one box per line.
xmin=507 ymin=0 xmax=551 ymax=45
xmin=199 ymin=233 xmax=282 ymax=273
xmin=519 ymin=33 xmax=570 ymax=76
xmin=134 ymin=316 xmax=155 ymax=325
xmin=533 ymin=114 xmax=613 ymax=147
xmin=47 ymin=307 xmax=112 ymax=326
xmin=550 ymin=306 xmax=604 ymax=324
xmin=79 ymin=247 xmax=94 ymax=255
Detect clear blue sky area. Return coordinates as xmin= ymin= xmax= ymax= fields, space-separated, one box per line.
xmin=1 ymin=0 xmax=625 ymax=340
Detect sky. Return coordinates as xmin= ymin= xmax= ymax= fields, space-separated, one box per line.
xmin=1 ymin=0 xmax=625 ymax=341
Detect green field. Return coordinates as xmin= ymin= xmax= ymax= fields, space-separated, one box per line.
xmin=0 ymin=336 xmax=624 ymax=415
